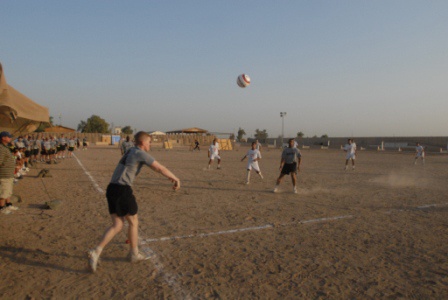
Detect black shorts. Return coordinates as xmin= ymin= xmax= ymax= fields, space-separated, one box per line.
xmin=106 ymin=183 xmax=138 ymax=217
xmin=68 ymin=147 xmax=74 ymax=152
xmin=33 ymin=149 xmax=39 ymax=155
xmin=41 ymin=150 xmax=47 ymax=155
xmin=281 ymin=162 xmax=297 ymax=175
xmin=60 ymin=145 xmax=66 ymax=151
xmin=49 ymin=149 xmax=56 ymax=155
xmin=25 ymin=150 xmax=31 ymax=157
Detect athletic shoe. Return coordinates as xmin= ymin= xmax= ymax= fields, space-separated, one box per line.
xmin=128 ymin=252 xmax=152 ymax=263
xmin=246 ymin=181 xmax=250 ymax=185
xmin=352 ymin=166 xmax=355 ymax=170
xmin=87 ymin=249 xmax=100 ymax=272
xmin=344 ymin=166 xmax=348 ymax=171
xmin=273 ymin=187 xmax=279 ymax=193
xmin=293 ymin=187 xmax=298 ymax=194
xmin=6 ymin=205 xmax=19 ymax=211
xmin=217 ymin=166 xmax=221 ymax=170
xmin=1 ymin=207 xmax=11 ymax=215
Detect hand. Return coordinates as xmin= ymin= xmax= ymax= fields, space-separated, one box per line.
xmin=172 ymin=179 xmax=180 ymax=191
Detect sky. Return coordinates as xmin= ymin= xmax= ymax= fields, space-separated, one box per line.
xmin=1 ymin=1 xmax=447 ymax=138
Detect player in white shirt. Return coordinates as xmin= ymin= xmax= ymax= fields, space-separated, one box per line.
xmin=414 ymin=142 xmax=425 ymax=165
xmin=241 ymin=142 xmax=264 ymax=184
xmin=208 ymin=139 xmax=221 ymax=169
xmin=344 ymin=139 xmax=357 ymax=170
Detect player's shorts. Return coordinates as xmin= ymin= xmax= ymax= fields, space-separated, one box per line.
xmin=106 ymin=183 xmax=138 ymax=217
xmin=346 ymin=153 xmax=356 ymax=160
xmin=49 ymin=149 xmax=56 ymax=155
xmin=56 ymin=146 xmax=61 ymax=151
xmin=68 ymin=147 xmax=74 ymax=152
xmin=281 ymin=162 xmax=297 ymax=175
xmin=210 ymin=154 xmax=221 ymax=160
xmin=415 ymin=153 xmax=425 ymax=158
xmin=247 ymin=161 xmax=260 ymax=172
xmin=83 ymin=142 xmax=87 ymax=146
xmin=0 ymin=178 xmax=14 ymax=199
xmin=24 ymin=150 xmax=31 ymax=158
xmin=60 ymin=145 xmax=66 ymax=151
xmin=32 ymin=149 xmax=39 ymax=155
xmin=41 ymin=149 xmax=47 ymax=155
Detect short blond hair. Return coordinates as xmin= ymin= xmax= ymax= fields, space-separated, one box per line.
xmin=134 ymin=131 xmax=151 ymax=145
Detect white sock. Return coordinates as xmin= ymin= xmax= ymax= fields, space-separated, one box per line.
xmin=95 ymin=246 xmax=103 ymax=256
xmin=246 ymin=171 xmax=250 ymax=182
xmin=131 ymin=247 xmax=139 ymax=255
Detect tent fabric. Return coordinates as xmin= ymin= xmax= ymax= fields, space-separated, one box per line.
xmin=166 ymin=127 xmax=208 ymax=134
xmin=149 ymin=131 xmax=166 ymax=135
xmin=0 ymin=63 xmax=49 ymax=134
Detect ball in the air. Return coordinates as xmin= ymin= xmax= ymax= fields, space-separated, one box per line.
xmin=237 ymin=74 xmax=251 ymax=88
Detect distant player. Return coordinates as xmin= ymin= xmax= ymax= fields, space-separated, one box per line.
xmin=414 ymin=142 xmax=425 ymax=165
xmin=241 ymin=142 xmax=264 ymax=184
xmin=344 ymin=139 xmax=356 ymax=170
xmin=67 ymin=137 xmax=76 ymax=158
xmin=193 ymin=140 xmax=200 ymax=151
xmin=255 ymin=139 xmax=262 ymax=152
xmin=121 ymin=136 xmax=134 ymax=155
xmin=274 ymin=138 xmax=302 ymax=194
xmin=208 ymin=138 xmax=221 ymax=169
xmin=87 ymin=132 xmax=180 ymax=273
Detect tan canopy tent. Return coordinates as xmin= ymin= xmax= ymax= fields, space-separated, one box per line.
xmin=149 ymin=130 xmax=166 ymax=135
xmin=166 ymin=127 xmax=208 ymax=134
xmin=0 ymin=63 xmax=50 ymax=135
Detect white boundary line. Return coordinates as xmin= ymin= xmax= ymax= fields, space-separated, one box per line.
xmin=141 ymin=215 xmax=354 ymax=244
xmin=73 ymin=153 xmax=192 ymax=300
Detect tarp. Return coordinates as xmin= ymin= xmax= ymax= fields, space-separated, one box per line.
xmin=0 ymin=63 xmax=50 ymax=135
xmin=166 ymin=127 xmax=208 ymax=134
xmin=149 ymin=130 xmax=166 ymax=135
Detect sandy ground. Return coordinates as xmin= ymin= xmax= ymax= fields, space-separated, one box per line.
xmin=1 ymin=146 xmax=447 ymax=299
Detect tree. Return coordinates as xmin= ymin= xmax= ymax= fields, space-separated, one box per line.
xmin=237 ymin=127 xmax=246 ymax=141
xmin=35 ymin=116 xmax=54 ymax=132
xmin=312 ymin=135 xmax=318 ymax=138
xmin=321 ymin=134 xmax=328 ymax=138
xmin=78 ymin=115 xmax=110 ymax=133
xmin=297 ymin=131 xmax=304 ymax=138
xmin=121 ymin=126 xmax=133 ymax=135
xmin=254 ymin=129 xmax=268 ymax=143
xmin=229 ymin=133 xmax=235 ymax=141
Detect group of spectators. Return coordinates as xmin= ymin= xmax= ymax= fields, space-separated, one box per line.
xmin=0 ymin=131 xmax=88 ymax=215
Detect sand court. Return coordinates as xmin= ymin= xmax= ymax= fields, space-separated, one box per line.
xmin=1 ymin=147 xmax=447 ymax=299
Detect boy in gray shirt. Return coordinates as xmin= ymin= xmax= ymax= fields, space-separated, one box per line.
xmin=88 ymin=132 xmax=180 ymax=272
xmin=274 ymin=138 xmax=302 ymax=194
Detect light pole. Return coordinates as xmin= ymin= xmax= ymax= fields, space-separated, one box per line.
xmin=280 ymin=112 xmax=286 ymax=146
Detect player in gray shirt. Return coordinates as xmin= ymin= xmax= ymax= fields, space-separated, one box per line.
xmin=88 ymin=131 xmax=180 ymax=273
xmin=120 ymin=136 xmax=134 ymax=155
xmin=274 ymin=138 xmax=302 ymax=194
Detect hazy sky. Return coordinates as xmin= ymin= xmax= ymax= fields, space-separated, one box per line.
xmin=1 ymin=1 xmax=447 ymax=137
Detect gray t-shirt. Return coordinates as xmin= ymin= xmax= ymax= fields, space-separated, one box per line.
xmin=110 ymin=147 xmax=155 ymax=186
xmin=281 ymin=147 xmax=302 ymax=164
xmin=121 ymin=141 xmax=134 ymax=154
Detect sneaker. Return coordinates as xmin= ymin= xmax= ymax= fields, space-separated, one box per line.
xmin=6 ymin=205 xmax=19 ymax=211
xmin=352 ymin=166 xmax=355 ymax=170
xmin=273 ymin=187 xmax=279 ymax=193
xmin=245 ymin=181 xmax=250 ymax=185
xmin=1 ymin=207 xmax=11 ymax=215
xmin=128 ymin=252 xmax=152 ymax=263
xmin=344 ymin=166 xmax=348 ymax=171
xmin=217 ymin=166 xmax=221 ymax=170
xmin=87 ymin=249 xmax=100 ymax=272
xmin=293 ymin=187 xmax=298 ymax=194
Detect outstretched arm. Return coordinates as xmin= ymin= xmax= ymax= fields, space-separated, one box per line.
xmin=150 ymin=161 xmax=180 ymax=190
xmin=241 ymin=155 xmax=247 ymax=162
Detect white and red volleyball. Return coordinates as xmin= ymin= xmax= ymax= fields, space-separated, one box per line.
xmin=237 ymin=74 xmax=251 ymax=88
